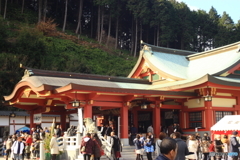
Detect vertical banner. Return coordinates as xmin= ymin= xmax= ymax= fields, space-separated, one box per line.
xmin=78 ymin=108 xmax=83 ymax=133
xmin=34 ymin=113 xmax=42 ymax=123
xmin=118 ymin=116 xmax=120 ymax=138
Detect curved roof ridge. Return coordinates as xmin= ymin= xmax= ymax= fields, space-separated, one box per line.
xmin=141 ymin=42 xmax=196 ymax=56
xmin=187 ymin=41 xmax=240 ymax=60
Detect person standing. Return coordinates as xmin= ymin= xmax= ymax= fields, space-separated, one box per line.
xmin=200 ymin=137 xmax=210 ymax=160
xmin=155 ymin=132 xmax=167 ymax=157
xmin=92 ymin=133 xmax=102 ymax=160
xmin=80 ymin=133 xmax=95 ymax=160
xmin=229 ymin=131 xmax=240 ymax=160
xmin=214 ymin=135 xmax=223 ymax=160
xmin=110 ymin=132 xmax=121 ymax=160
xmin=186 ymin=134 xmax=198 ymax=160
xmin=172 ymin=132 xmax=189 ymax=160
xmin=55 ymin=125 xmax=62 ymax=138
xmin=50 ymin=133 xmax=59 ymax=160
xmin=222 ymin=135 xmax=229 ymax=160
xmin=133 ymin=134 xmax=143 ymax=160
xmin=5 ymin=136 xmax=13 ymax=160
xmin=11 ymin=137 xmax=24 ymax=160
xmin=130 ymin=124 xmax=137 ymax=146
xmin=147 ymin=124 xmax=154 ymax=135
xmin=144 ymin=135 xmax=154 ymax=160
xmin=105 ymin=124 xmax=113 ymax=143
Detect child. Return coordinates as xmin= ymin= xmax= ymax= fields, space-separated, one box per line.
xmin=208 ymin=141 xmax=215 ymax=160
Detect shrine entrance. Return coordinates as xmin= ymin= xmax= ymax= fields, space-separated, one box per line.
xmin=161 ymin=109 xmax=180 ymax=129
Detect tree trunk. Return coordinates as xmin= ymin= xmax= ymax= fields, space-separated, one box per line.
xmin=99 ymin=5 xmax=104 ymax=44
xmin=62 ymin=0 xmax=68 ymax=32
xmin=106 ymin=11 xmax=111 ymax=47
xmin=140 ymin=22 xmax=142 ymax=42
xmin=130 ymin=17 xmax=134 ymax=55
xmin=90 ymin=2 xmax=94 ymax=38
xmin=38 ymin=0 xmax=42 ymax=22
xmin=97 ymin=5 xmax=100 ymax=41
xmin=75 ymin=0 xmax=84 ymax=34
xmin=0 ymin=0 xmax=2 ymax=15
xmin=134 ymin=18 xmax=138 ymax=57
xmin=157 ymin=24 xmax=159 ymax=46
xmin=21 ymin=0 xmax=24 ymax=13
xmin=43 ymin=0 xmax=47 ymax=22
xmin=3 ymin=0 xmax=7 ymax=19
xmin=115 ymin=16 xmax=119 ymax=49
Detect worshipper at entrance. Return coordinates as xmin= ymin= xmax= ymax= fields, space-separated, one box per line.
xmin=80 ymin=133 xmax=95 ymax=160
xmin=214 ymin=135 xmax=223 ymax=160
xmin=133 ymin=134 xmax=144 ymax=160
xmin=155 ymin=138 xmax=178 ymax=160
xmin=186 ymin=134 xmax=198 ymax=160
xmin=50 ymin=133 xmax=59 ymax=160
xmin=11 ymin=137 xmax=24 ymax=160
xmin=5 ymin=135 xmax=13 ymax=160
xmin=229 ymin=131 xmax=240 ymax=160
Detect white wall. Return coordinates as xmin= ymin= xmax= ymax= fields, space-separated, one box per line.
xmin=0 ymin=116 xmax=9 ymax=125
xmin=10 ymin=125 xmax=25 ymax=135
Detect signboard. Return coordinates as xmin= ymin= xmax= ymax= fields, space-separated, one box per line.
xmin=34 ymin=113 xmax=42 ymax=123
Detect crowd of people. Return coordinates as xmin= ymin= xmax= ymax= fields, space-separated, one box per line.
xmin=2 ymin=125 xmax=62 ymax=160
xmin=130 ymin=123 xmax=240 ymax=160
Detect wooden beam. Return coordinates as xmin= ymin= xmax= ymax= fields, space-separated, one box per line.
xmin=92 ymin=101 xmax=122 ymax=107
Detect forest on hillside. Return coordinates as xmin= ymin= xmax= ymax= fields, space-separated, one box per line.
xmin=0 ymin=0 xmax=240 ymax=110
xmin=1 ymin=0 xmax=240 ymax=56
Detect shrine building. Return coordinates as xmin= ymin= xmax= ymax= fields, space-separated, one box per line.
xmin=3 ymin=41 xmax=240 ymax=145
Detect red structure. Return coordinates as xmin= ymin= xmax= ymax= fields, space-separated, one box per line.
xmin=4 ymin=41 xmax=240 ymax=144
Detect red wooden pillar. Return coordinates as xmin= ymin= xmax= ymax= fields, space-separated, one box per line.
xmin=120 ymin=104 xmax=129 ymax=146
xmin=179 ymin=109 xmax=185 ymax=129
xmin=153 ymin=107 xmax=160 ymax=136
xmin=205 ymin=101 xmax=213 ymax=131
xmin=84 ymin=105 xmax=92 ymax=118
xmin=60 ymin=114 xmax=66 ymax=132
xmin=132 ymin=109 xmax=138 ymax=129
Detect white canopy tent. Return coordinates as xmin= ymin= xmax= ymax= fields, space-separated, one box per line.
xmin=211 ymin=115 xmax=240 ymax=136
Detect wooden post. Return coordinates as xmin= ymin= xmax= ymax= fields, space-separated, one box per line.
xmin=60 ymin=114 xmax=66 ymax=132
xmin=153 ymin=106 xmax=160 ymax=136
xmin=120 ymin=104 xmax=129 ymax=146
xmin=83 ymin=105 xmax=92 ymax=118
xmin=205 ymin=101 xmax=213 ymax=131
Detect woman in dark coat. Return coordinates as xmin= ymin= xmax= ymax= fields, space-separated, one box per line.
xmin=92 ymin=133 xmax=102 ymax=160
xmin=80 ymin=133 xmax=95 ymax=160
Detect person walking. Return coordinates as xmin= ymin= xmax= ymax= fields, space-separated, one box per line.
xmin=155 ymin=132 xmax=167 ymax=157
xmin=50 ymin=133 xmax=59 ymax=160
xmin=110 ymin=132 xmax=121 ymax=160
xmin=11 ymin=137 xmax=24 ymax=160
xmin=92 ymin=133 xmax=103 ymax=160
xmin=80 ymin=133 xmax=95 ymax=160
xmin=172 ymin=132 xmax=189 ymax=160
xmin=133 ymin=134 xmax=143 ymax=160
xmin=229 ymin=131 xmax=240 ymax=160
xmin=144 ymin=135 xmax=154 ymax=160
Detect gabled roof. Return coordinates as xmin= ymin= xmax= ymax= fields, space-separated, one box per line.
xmin=129 ymin=41 xmax=240 ymax=82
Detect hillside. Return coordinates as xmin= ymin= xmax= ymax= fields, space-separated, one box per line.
xmin=0 ymin=9 xmax=137 ymax=110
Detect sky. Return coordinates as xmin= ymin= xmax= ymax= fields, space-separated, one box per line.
xmin=176 ymin=0 xmax=240 ymax=24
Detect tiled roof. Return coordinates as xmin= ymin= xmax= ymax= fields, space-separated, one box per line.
xmin=142 ymin=41 xmax=240 ymax=80
xmin=0 ymin=111 xmax=60 ymax=117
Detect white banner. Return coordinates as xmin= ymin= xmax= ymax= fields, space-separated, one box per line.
xmin=78 ymin=108 xmax=83 ymax=133
xmin=34 ymin=113 xmax=42 ymax=123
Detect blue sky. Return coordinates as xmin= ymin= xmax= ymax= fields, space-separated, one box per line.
xmin=176 ymin=0 xmax=240 ymax=24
